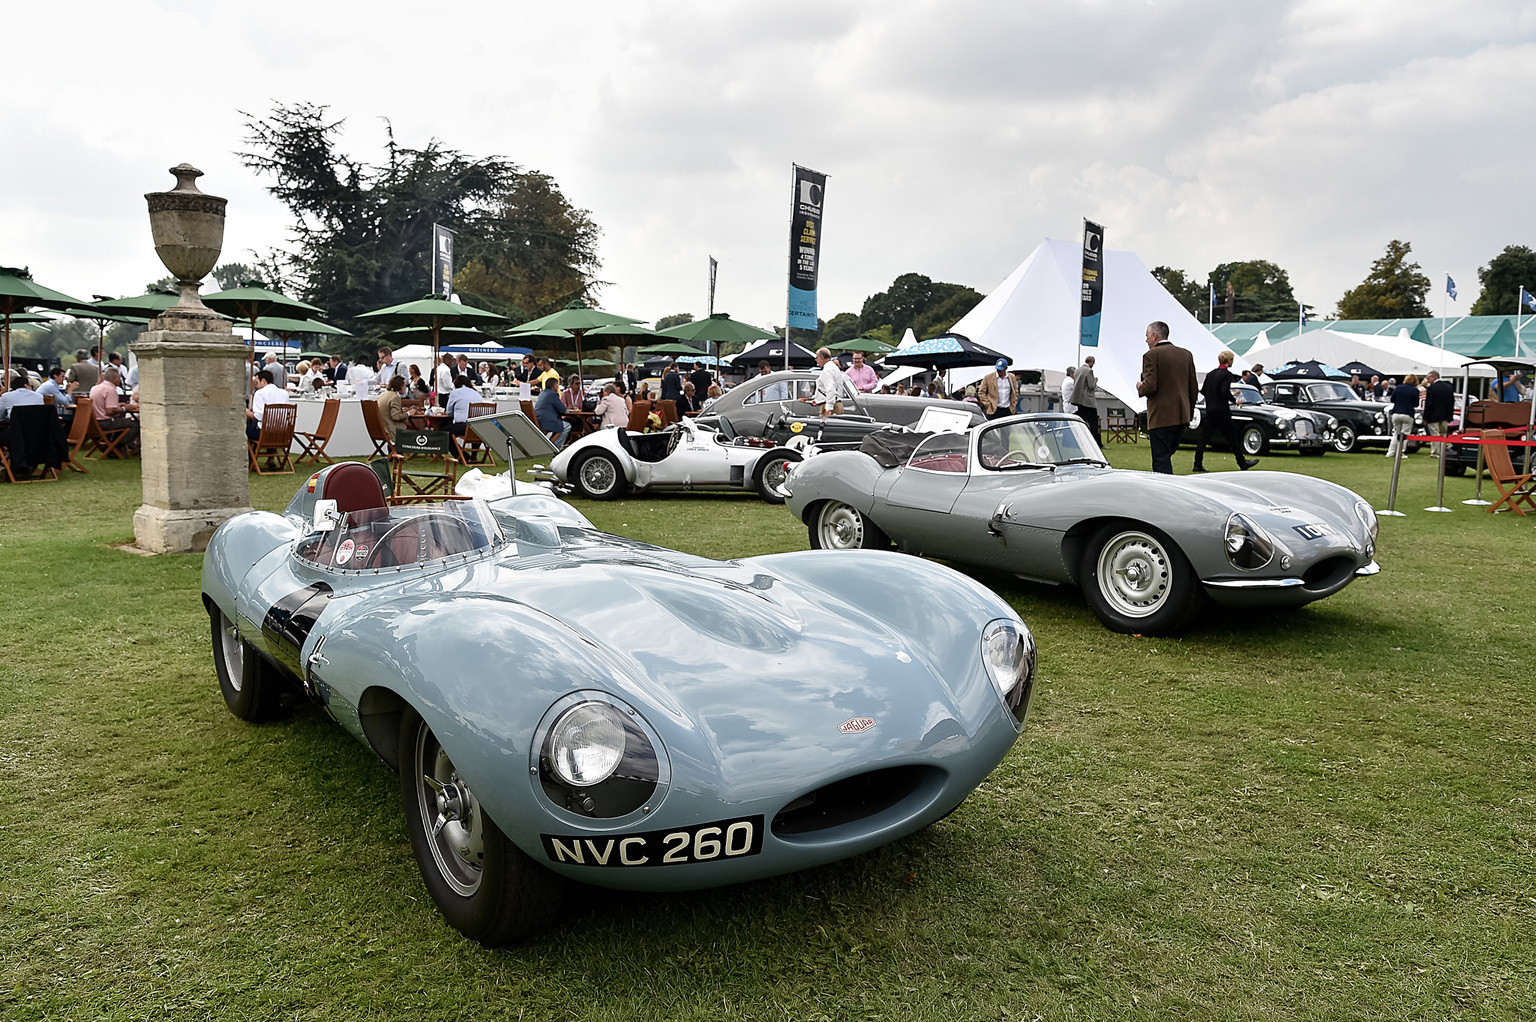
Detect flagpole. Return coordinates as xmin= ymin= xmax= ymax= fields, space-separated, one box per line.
xmin=1439 ymin=276 xmax=1447 ymax=351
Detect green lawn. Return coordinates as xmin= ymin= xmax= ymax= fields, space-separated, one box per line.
xmin=1 ymin=444 xmax=1532 ymax=1021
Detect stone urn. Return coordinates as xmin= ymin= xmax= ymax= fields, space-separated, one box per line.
xmin=145 ymin=163 xmax=226 ymax=314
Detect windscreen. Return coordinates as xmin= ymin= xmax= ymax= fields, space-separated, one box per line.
xmin=295 ymin=500 xmax=501 ymax=572
xmin=976 ymin=418 xmax=1104 ymax=469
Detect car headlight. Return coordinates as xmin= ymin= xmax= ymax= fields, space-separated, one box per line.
xmin=981 ymin=618 xmax=1036 ymax=725
xmin=540 ymin=698 xmax=662 ymax=818
xmin=1353 ymin=500 xmax=1378 ymax=552
xmin=1224 ymin=513 xmax=1274 ymax=570
xmin=1374 ymin=412 xmax=1386 ymax=425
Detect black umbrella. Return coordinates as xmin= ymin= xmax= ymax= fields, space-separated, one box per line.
xmin=1269 ymin=359 xmax=1351 ymax=380
xmin=881 ymin=332 xmax=1011 ymax=371
xmin=729 ymin=339 xmax=818 ymax=369
xmin=1337 ymin=360 xmax=1385 ymax=380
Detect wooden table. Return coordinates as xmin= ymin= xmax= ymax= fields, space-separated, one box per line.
xmin=563 ymin=410 xmax=597 ymax=438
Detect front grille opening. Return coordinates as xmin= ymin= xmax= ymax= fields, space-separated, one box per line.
xmin=772 ymin=766 xmax=933 ymax=836
xmin=1302 ymin=556 xmax=1353 ymax=590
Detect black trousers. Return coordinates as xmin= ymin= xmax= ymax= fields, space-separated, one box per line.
xmin=1148 ymin=425 xmax=1184 ymax=474
xmin=1193 ymin=415 xmax=1244 ymax=467
xmin=1076 ymin=406 xmax=1101 ymax=446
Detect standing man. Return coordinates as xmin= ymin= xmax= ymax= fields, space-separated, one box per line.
xmin=622 ymin=362 xmax=639 ymax=395
xmin=1192 ymin=351 xmax=1257 ymax=472
xmin=263 ymin=352 xmax=288 ymax=390
xmin=1423 ymin=370 xmax=1455 ymax=456
xmin=976 ymin=359 xmax=1017 ymax=421
xmin=1136 ymin=321 xmax=1198 ymax=474
xmin=374 ymin=347 xmax=401 ymax=391
xmin=1060 ymin=366 xmax=1075 ymax=412
xmin=1074 ymin=355 xmax=1101 ymax=444
xmin=844 ymin=351 xmax=879 ymax=394
xmin=66 ymin=350 xmax=99 ymax=394
xmin=688 ymin=360 xmax=714 ymax=401
xmin=812 ymin=347 xmax=848 ymax=417
xmin=660 ymin=360 xmax=683 ymax=403
xmin=433 ymin=353 xmax=455 ymax=406
xmin=756 ymin=361 xmax=789 ymax=401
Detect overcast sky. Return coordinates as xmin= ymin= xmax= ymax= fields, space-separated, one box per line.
xmin=4 ymin=0 xmax=1534 ymax=331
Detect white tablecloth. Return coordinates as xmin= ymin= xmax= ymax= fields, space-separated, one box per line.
xmin=287 ymin=397 xmax=528 ymax=458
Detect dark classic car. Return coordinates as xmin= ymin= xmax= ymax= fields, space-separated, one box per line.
xmin=1261 ymin=379 xmax=1419 ymax=453
xmin=695 ymin=370 xmax=983 ymax=446
xmin=1180 ymin=384 xmax=1335 ymax=456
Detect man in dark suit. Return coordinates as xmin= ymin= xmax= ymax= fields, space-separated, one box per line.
xmin=688 ymin=360 xmax=714 ymax=401
xmin=622 ymin=363 xmax=639 ymax=394
xmin=1136 ymin=321 xmax=1199 ymax=474
xmin=1423 ymin=370 xmax=1455 ymax=455
xmin=660 ymin=361 xmax=683 ymax=402
xmin=1193 ymin=350 xmax=1258 ymax=472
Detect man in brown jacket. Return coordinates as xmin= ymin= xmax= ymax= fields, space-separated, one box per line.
xmin=1136 ymin=321 xmax=1198 ymax=474
xmin=976 ymin=359 xmax=1018 ymax=420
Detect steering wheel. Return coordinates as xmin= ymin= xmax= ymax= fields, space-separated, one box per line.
xmin=365 ymin=512 xmax=475 ymax=568
xmin=997 ymin=449 xmax=1033 ymax=468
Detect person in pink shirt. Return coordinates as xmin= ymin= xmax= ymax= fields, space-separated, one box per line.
xmin=595 ymin=383 xmax=629 ymax=429
xmin=90 ymin=367 xmax=140 ymax=451
xmin=845 ymin=351 xmax=879 ymax=393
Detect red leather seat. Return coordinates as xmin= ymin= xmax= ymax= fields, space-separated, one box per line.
xmin=319 ymin=462 xmax=389 ymax=524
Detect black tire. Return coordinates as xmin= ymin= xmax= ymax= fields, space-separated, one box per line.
xmin=1298 ymin=446 xmax=1325 ymax=457
xmin=1332 ymin=424 xmax=1359 ymax=453
xmin=1239 ymin=425 xmax=1268 ymax=457
xmin=753 ymin=450 xmax=802 ymax=504
xmin=807 ymin=500 xmax=890 ymax=550
xmin=210 ymin=607 xmax=286 ymax=722
xmin=399 ymin=710 xmax=565 ymax=946
xmin=1080 ymin=524 xmax=1203 ymax=635
xmin=571 ymin=450 xmax=625 ymax=500
xmin=1444 ymin=461 xmax=1467 ymax=477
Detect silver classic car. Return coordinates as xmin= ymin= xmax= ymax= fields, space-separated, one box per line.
xmin=696 ymin=369 xmax=983 ymax=442
xmin=202 ymin=462 xmax=1037 ymax=944
xmin=783 ymin=414 xmax=1380 ymax=635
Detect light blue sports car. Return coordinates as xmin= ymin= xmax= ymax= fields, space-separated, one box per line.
xmin=201 ymin=462 xmax=1037 ymax=944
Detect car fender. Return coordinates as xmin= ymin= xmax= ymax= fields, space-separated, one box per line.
xmin=552 ymin=429 xmax=638 ymax=486
xmin=202 ymin=511 xmax=301 ymax=623
xmin=784 ymin=449 xmax=885 ymax=522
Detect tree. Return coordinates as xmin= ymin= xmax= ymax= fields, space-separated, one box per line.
xmin=241 ymin=103 xmax=601 ymax=358
xmin=1207 ymin=260 xmax=1307 ymax=322
xmin=1470 ymin=245 xmax=1536 ymax=316
xmin=858 ymin=273 xmax=982 ymax=339
xmin=1151 ymin=266 xmax=1207 ymax=320
xmin=821 ymin=311 xmax=860 ymax=344
xmin=149 ymin=262 xmax=258 ymax=295
xmin=654 ymin=313 xmax=693 ymax=331
xmin=1336 ymin=240 xmax=1431 ymax=320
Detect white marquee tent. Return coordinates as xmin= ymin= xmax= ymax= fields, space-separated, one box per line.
xmin=945 ymin=238 xmax=1236 ymax=411
xmin=1245 ymin=328 xmax=1494 ymax=379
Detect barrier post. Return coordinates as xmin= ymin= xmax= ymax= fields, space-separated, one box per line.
xmin=1463 ymin=438 xmax=1490 ymax=506
xmin=1379 ymin=437 xmax=1407 ymax=517
xmin=1425 ymin=434 xmax=1452 ymax=512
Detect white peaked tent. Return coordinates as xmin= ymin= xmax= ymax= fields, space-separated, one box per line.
xmin=1245 ymin=328 xmax=1493 ymax=380
xmin=946 ymin=238 xmax=1235 ymax=411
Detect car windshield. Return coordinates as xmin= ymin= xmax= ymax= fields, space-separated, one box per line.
xmin=907 ymin=432 xmax=969 ymax=473
xmin=1231 ymin=385 xmax=1264 ymax=406
xmin=1305 ymin=382 xmax=1356 ymax=401
xmin=295 ymin=500 xmax=502 ymax=572
xmin=977 ymin=418 xmax=1104 ymax=468
xmin=738 ymin=375 xmax=861 ymax=406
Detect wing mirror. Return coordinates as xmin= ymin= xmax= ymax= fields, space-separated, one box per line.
xmin=313 ymin=498 xmax=342 ymax=532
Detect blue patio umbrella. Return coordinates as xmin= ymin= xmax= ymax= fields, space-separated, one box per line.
xmin=881 ymin=332 xmax=1011 ymax=371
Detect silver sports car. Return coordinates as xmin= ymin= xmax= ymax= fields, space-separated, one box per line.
xmin=201 ymin=462 xmax=1037 ymax=944
xmin=783 ymin=414 xmax=1380 ymax=635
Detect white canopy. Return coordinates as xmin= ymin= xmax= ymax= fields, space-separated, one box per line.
xmin=944 ymin=238 xmax=1235 ymax=411
xmin=1247 ymin=328 xmax=1494 ymax=379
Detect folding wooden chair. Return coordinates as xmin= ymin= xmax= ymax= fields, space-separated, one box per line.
xmin=455 ymin=401 xmax=497 ymax=465
xmin=1482 ymin=429 xmax=1536 ymax=516
xmin=248 ymin=404 xmax=298 ymax=475
xmin=293 ymin=398 xmax=340 ymax=465
xmin=2 ymin=406 xmax=64 ymax=483
xmin=391 ymin=429 xmax=460 ymax=500
xmin=656 ymin=399 xmax=679 ymax=427
xmin=87 ymin=415 xmax=134 ymax=460
xmin=626 ymin=400 xmax=653 ymax=433
xmin=359 ymin=399 xmax=392 ymax=458
xmin=64 ymin=403 xmax=92 ymax=473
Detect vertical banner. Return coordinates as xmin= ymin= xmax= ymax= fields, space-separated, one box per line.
xmin=786 ymin=165 xmax=827 ymax=333
xmin=708 ymin=256 xmax=718 ymax=316
xmin=1079 ymin=219 xmax=1104 ymax=348
xmin=432 ymin=223 xmax=455 ymax=298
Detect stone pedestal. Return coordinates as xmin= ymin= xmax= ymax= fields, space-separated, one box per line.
xmin=131 ymin=307 xmax=251 ymax=553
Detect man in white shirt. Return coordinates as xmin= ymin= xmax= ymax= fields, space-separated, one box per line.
xmin=247 ymin=369 xmax=293 ymax=442
xmin=374 ymin=347 xmax=402 ymax=390
xmin=347 ymin=358 xmax=374 ymax=390
xmin=36 ymin=367 xmax=75 ymax=423
xmin=812 ymin=347 xmax=848 ymax=417
xmin=434 ymin=354 xmax=455 ymax=406
xmin=754 ymin=361 xmax=790 ymax=402
xmin=1060 ymin=366 xmax=1076 ymax=411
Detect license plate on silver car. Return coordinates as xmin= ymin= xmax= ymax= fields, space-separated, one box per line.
xmin=541 ymin=815 xmax=765 ymax=867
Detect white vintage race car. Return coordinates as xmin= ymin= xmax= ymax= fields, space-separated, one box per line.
xmin=544 ymin=419 xmax=803 ymax=503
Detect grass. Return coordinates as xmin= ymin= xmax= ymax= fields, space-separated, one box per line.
xmin=1 ymin=444 xmax=1533 ymax=1021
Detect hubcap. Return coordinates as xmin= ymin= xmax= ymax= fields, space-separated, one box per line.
xmin=219 ymin=613 xmax=243 ymax=692
xmin=580 ymin=456 xmax=616 ymax=495
xmin=819 ymin=504 xmax=863 ymax=548
xmin=1335 ymin=427 xmax=1355 ymax=452
xmin=415 ymin=728 xmax=485 ymax=896
xmin=763 ymin=460 xmax=791 ymax=496
xmin=1243 ymin=430 xmax=1263 ymax=455
xmin=1097 ymin=532 xmax=1172 ymax=618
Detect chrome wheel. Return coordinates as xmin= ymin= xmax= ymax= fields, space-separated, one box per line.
xmin=1095 ymin=530 xmax=1173 ymax=619
xmin=762 ymin=459 xmax=792 ymax=497
xmin=218 ymin=612 xmax=244 ymax=693
xmin=574 ymin=452 xmax=621 ymax=499
xmin=412 ymin=727 xmax=486 ymax=898
xmin=1333 ymin=424 xmax=1358 ymax=454
xmin=1240 ymin=426 xmax=1265 ymax=457
xmin=817 ymin=502 xmax=865 ymax=549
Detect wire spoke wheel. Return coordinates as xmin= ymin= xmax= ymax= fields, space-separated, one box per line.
xmin=576 ymin=452 xmax=620 ymax=498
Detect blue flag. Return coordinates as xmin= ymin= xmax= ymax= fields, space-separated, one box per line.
xmin=1522 ymin=286 xmax=1536 ymax=312
xmin=1446 ymin=275 xmax=1457 ymax=300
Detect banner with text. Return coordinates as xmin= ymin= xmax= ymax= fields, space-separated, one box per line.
xmin=786 ymin=165 xmax=827 ymax=330
xmin=1079 ymin=219 xmax=1104 ymax=348
xmin=432 ymin=223 xmax=455 ymax=298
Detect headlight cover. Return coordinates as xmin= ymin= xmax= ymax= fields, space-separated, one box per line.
xmin=1224 ymin=513 xmax=1275 ymax=570
xmin=981 ymin=618 xmax=1036 ymax=726
xmin=540 ymin=698 xmax=662 ymax=818
xmin=1353 ymin=499 xmax=1379 ymax=551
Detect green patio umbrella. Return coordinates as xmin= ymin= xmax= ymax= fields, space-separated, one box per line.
xmin=89 ymin=288 xmax=182 ymax=320
xmin=581 ymin=322 xmax=659 ymax=367
xmin=298 ymin=349 xmax=331 ymax=360
xmin=387 ymin=324 xmax=500 ymax=342
xmin=204 ymin=284 xmax=326 ymax=402
xmin=0 ymin=267 xmax=87 ymax=385
xmin=510 ymin=299 xmax=644 ymax=379
xmin=828 ymin=335 xmax=896 ymax=355
xmin=656 ymin=312 xmax=779 ymax=367
xmin=360 ymin=295 xmax=509 ymax=381
xmin=638 ymin=341 xmax=708 ymax=358
xmin=256 ymin=316 xmax=351 ymax=340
